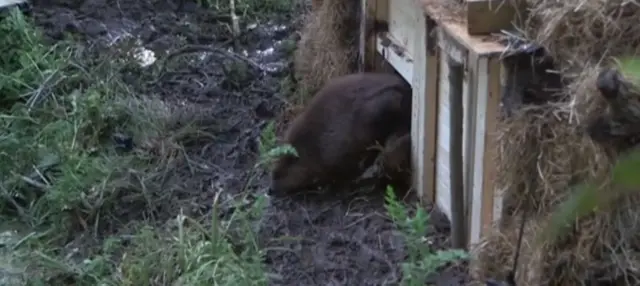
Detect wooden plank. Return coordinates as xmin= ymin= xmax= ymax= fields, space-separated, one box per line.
xmin=469 ymin=54 xmax=489 ymax=247
xmin=388 ymin=0 xmax=419 ymax=57
xmin=463 ymin=51 xmax=479 ymax=246
xmin=412 ymin=15 xmax=439 ymax=204
xmin=435 ymin=28 xmax=470 ymax=224
xmin=375 ymin=0 xmax=390 ymax=22
xmin=480 ymin=57 xmax=501 ymax=242
xmin=359 ymin=0 xmax=368 ymax=72
xmin=437 ymin=28 xmax=467 ymax=64
xmin=421 ymin=3 xmax=506 ymax=56
xmin=423 ymin=17 xmax=439 ymax=204
xmin=436 ymin=48 xmax=452 ymax=220
xmin=411 ymin=12 xmax=427 ymax=203
xmin=466 ymin=0 xmax=518 ymax=35
xmin=376 ymin=32 xmax=414 ymax=83
xmin=448 ymin=56 xmax=466 ymax=250
xmin=364 ymin=0 xmax=390 ymax=71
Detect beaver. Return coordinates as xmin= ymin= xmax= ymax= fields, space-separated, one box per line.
xmin=268 ymin=72 xmax=412 ymax=196
xmin=377 ymin=131 xmax=412 ymax=192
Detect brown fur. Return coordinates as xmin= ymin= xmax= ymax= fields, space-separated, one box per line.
xmin=269 ymin=72 xmax=412 ymax=195
xmin=378 ymin=131 xmax=412 ymax=191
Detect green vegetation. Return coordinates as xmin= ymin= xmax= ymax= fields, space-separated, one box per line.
xmin=0 ymin=4 xmax=467 ymax=285
xmin=0 ymin=6 xmax=270 ymax=285
xmin=384 ymin=186 xmax=468 ymax=286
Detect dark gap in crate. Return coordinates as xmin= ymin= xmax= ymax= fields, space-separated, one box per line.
xmin=500 ymin=48 xmax=564 ymax=118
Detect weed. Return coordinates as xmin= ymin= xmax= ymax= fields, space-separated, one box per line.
xmin=0 ymin=4 xmax=469 ymax=286
xmin=384 ymin=186 xmax=469 ymax=286
xmin=196 ymin=0 xmax=295 ymax=19
xmin=0 ymin=7 xmax=271 ymax=285
xmin=258 ymin=121 xmax=278 ymax=157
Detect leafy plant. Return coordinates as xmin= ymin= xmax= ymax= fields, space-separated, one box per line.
xmin=256 ymin=120 xmax=298 ymax=168
xmin=384 ymin=186 xmax=468 ymax=286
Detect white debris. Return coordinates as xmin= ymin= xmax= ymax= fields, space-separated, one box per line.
xmin=133 ymin=47 xmax=156 ymax=67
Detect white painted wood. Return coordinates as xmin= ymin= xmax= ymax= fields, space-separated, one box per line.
xmin=436 ymin=45 xmax=470 ymax=223
xmin=0 ymin=0 xmax=24 ymax=8
xmin=462 ymin=66 xmax=472 ymax=206
xmin=437 ymin=28 xmax=465 ymax=64
xmin=464 ymin=55 xmax=479 ymax=237
xmin=411 ymin=13 xmax=427 ymax=199
xmin=376 ymin=33 xmax=414 ymax=84
xmin=388 ymin=0 xmax=419 ymax=57
xmin=436 ymin=53 xmax=452 ymax=219
xmin=469 ymin=57 xmax=489 ymax=246
xmin=375 ymin=4 xmax=507 ymax=246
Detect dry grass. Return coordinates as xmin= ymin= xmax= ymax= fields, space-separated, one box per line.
xmin=471 ymin=4 xmax=640 ymax=279
xmin=521 ymin=0 xmax=640 ymax=71
xmin=474 ymin=190 xmax=640 ymax=285
xmin=494 ymin=68 xmax=614 ymax=222
xmin=293 ymin=0 xmax=359 ymax=102
xmin=421 ymin=0 xmax=465 ymax=23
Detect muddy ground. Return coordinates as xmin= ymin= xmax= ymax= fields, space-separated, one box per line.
xmin=24 ymin=0 xmax=468 ymax=284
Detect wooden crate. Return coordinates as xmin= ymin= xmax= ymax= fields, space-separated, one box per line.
xmin=362 ymin=0 xmax=507 ymax=248
xmin=465 ymin=0 xmax=522 ymax=35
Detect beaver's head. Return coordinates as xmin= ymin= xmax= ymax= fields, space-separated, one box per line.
xmin=268 ymin=153 xmax=317 ymax=196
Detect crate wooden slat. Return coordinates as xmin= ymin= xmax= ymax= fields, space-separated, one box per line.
xmin=362 ymin=0 xmax=507 ymax=249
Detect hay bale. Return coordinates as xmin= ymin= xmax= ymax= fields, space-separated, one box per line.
xmin=514 ymin=193 xmax=640 ymax=285
xmin=476 ymin=63 xmax=640 ymax=284
xmin=522 ymin=0 xmax=640 ymax=70
xmin=469 ymin=224 xmax=517 ymax=282
xmin=495 ymin=87 xmax=612 ymax=224
xmin=293 ymin=0 xmax=359 ymax=101
xmin=475 ymin=0 xmax=640 ymax=284
xmin=473 ymin=194 xmax=640 ymax=285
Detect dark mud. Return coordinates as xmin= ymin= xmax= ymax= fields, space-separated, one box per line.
xmin=26 ymin=0 xmax=468 ymax=285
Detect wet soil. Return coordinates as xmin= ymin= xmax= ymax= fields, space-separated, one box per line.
xmin=24 ymin=0 xmax=469 ymax=285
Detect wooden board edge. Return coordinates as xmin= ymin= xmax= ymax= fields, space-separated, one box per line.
xmin=479 ymin=56 xmax=501 ymax=242
xmin=423 ymin=4 xmax=506 ymax=56
xmin=435 ymin=53 xmax=453 ymax=221
xmin=468 ymin=54 xmax=489 ymax=248
xmin=364 ymin=0 xmax=390 ymax=71
xmin=424 ymin=16 xmax=439 ymax=204
xmin=359 ymin=0 xmax=367 ymax=72
xmin=463 ymin=52 xmax=479 ymax=247
xmin=376 ymin=33 xmax=414 ymax=84
xmin=466 ymin=0 xmax=518 ymax=35
xmin=411 ymin=12 xmax=427 ymax=203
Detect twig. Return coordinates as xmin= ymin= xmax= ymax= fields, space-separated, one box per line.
xmin=164 ymin=44 xmax=264 ymax=73
xmin=229 ymin=0 xmax=241 ymax=51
